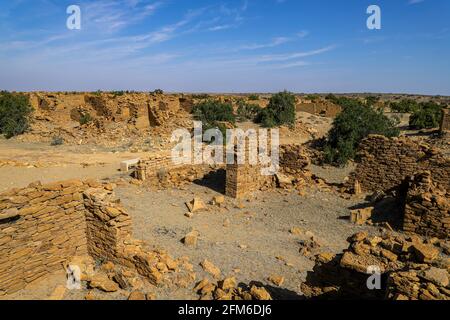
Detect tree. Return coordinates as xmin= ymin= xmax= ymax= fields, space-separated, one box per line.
xmin=389 ymin=99 xmax=419 ymax=113
xmin=0 ymin=91 xmax=33 ymax=138
xmin=409 ymin=102 xmax=443 ymax=129
xmin=256 ymin=91 xmax=296 ymax=128
xmin=236 ymin=100 xmax=261 ymax=122
xmin=324 ymin=103 xmax=399 ymax=166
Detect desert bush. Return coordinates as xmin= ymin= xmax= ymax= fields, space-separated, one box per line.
xmin=236 ymin=100 xmax=261 ymax=122
xmin=111 ymin=91 xmax=125 ymax=97
xmin=324 ymin=104 xmax=400 ymax=166
xmin=305 ymin=94 xmax=319 ymax=102
xmin=151 ymin=89 xmax=164 ymax=95
xmin=248 ymin=94 xmax=259 ymax=101
xmin=365 ymin=96 xmax=380 ymax=107
xmin=192 ymin=93 xmax=210 ymax=100
xmin=192 ymin=100 xmax=235 ymax=143
xmin=409 ymin=102 xmax=443 ymax=129
xmin=389 ymin=99 xmax=419 ymax=113
xmin=0 ymin=91 xmax=33 ymax=138
xmin=79 ymin=112 xmax=93 ymax=125
xmin=256 ymin=91 xmax=296 ymax=128
xmin=51 ymin=136 xmax=64 ymax=146
xmin=192 ymin=100 xmax=235 ymax=125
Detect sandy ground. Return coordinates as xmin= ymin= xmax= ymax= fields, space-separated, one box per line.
xmin=113 ymin=181 xmax=373 ymax=299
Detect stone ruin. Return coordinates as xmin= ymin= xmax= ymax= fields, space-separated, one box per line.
xmin=0 ymin=179 xmax=188 ymax=296
xmin=134 ymin=143 xmax=311 ymax=199
xmin=301 ymin=230 xmax=449 ymax=300
xmin=348 ymin=134 xmax=450 ymax=193
xmin=441 ymin=107 xmax=450 ymax=133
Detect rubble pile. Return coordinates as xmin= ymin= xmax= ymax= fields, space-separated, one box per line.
xmin=301 ymin=231 xmax=449 ymax=300
xmin=193 ymin=277 xmax=272 ymax=300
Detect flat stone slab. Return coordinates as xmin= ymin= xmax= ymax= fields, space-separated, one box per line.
xmin=120 ymin=159 xmax=140 ymax=172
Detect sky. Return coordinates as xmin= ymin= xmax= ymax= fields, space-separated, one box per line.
xmin=0 ymin=0 xmax=449 ymax=94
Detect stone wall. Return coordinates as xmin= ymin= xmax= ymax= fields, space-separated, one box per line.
xmin=402 ymin=171 xmax=449 ymax=239
xmin=0 ymin=179 xmax=168 ymax=296
xmin=0 ymin=180 xmax=89 ymax=295
xmin=225 ymin=163 xmax=274 ymax=198
xmin=441 ymin=108 xmax=450 ymax=133
xmin=348 ymin=135 xmax=450 ymax=193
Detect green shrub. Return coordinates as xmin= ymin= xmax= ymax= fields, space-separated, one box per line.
xmin=305 ymin=94 xmax=319 ymax=102
xmin=79 ymin=113 xmax=93 ymax=125
xmin=389 ymin=99 xmax=419 ymax=113
xmin=256 ymin=91 xmax=296 ymax=128
xmin=192 ymin=100 xmax=235 ymax=125
xmin=236 ymin=100 xmax=261 ymax=122
xmin=248 ymin=94 xmax=259 ymax=101
xmin=409 ymin=102 xmax=443 ymax=129
xmin=111 ymin=91 xmax=125 ymax=97
xmin=365 ymin=96 xmax=380 ymax=107
xmin=192 ymin=93 xmax=210 ymax=100
xmin=324 ymin=104 xmax=400 ymax=166
xmin=0 ymin=91 xmax=33 ymax=138
xmin=151 ymin=89 xmax=164 ymax=95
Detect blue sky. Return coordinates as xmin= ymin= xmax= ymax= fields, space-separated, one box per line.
xmin=0 ymin=0 xmax=449 ymax=94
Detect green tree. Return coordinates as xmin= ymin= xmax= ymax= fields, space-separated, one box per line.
xmin=409 ymin=102 xmax=443 ymax=129
xmin=236 ymin=100 xmax=261 ymax=122
xmin=0 ymin=91 xmax=33 ymax=138
xmin=324 ymin=104 xmax=400 ymax=166
xmin=256 ymin=91 xmax=296 ymax=128
xmin=389 ymin=99 xmax=419 ymax=113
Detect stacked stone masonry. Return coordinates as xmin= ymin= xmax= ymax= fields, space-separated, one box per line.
xmin=0 ymin=179 xmax=171 ymax=296
xmin=402 ymin=171 xmax=449 ymax=239
xmin=441 ymin=107 xmax=450 ymax=133
xmin=349 ymin=135 xmax=450 ymax=193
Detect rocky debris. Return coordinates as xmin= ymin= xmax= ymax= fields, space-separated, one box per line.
xmin=211 ymin=195 xmax=225 ymax=206
xmin=186 ymin=198 xmax=207 ymax=213
xmin=275 ymin=173 xmax=294 ymax=189
xmin=89 ymin=274 xmax=119 ymax=292
xmin=301 ymin=231 xmax=449 ymax=300
xmin=128 ymin=291 xmax=146 ymax=300
xmin=353 ymin=180 xmax=362 ymax=195
xmin=349 ymin=207 xmax=373 ymax=225
xmin=290 ymin=227 xmax=303 ymax=236
xmin=200 ymin=260 xmax=221 ymax=279
xmin=193 ymin=278 xmax=272 ymax=300
xmin=182 ymin=230 xmax=199 ymax=247
xmin=268 ymin=275 xmax=285 ymax=287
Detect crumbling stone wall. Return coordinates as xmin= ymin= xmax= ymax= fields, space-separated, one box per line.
xmin=279 ymin=144 xmax=311 ymax=175
xmin=225 ymin=144 xmax=310 ymax=198
xmin=402 ymin=171 xmax=449 ymax=239
xmin=0 ymin=179 xmax=168 ymax=296
xmin=296 ymin=102 xmax=341 ymax=117
xmin=225 ymin=163 xmax=274 ymax=198
xmin=0 ymin=180 xmax=89 ymax=295
xmin=349 ymin=135 xmax=450 ymax=193
xmin=441 ymin=108 xmax=450 ymax=133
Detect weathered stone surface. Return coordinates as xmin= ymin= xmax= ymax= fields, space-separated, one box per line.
xmin=200 ymin=259 xmax=221 ymax=278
